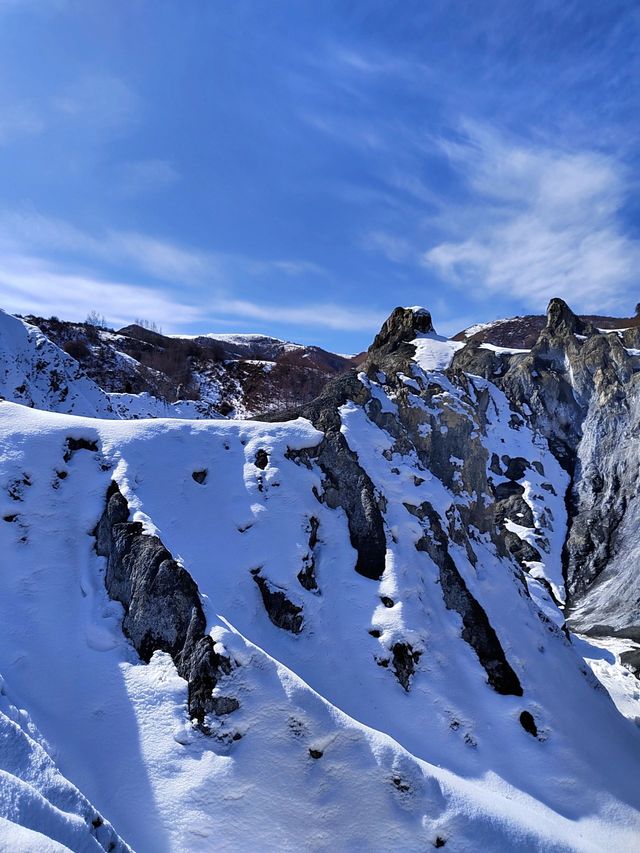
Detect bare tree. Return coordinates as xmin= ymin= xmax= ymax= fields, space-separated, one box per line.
xmin=134 ymin=317 xmax=163 ymax=334
xmin=86 ymin=310 xmax=107 ymax=329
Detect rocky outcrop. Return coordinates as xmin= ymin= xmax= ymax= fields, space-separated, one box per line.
xmin=296 ymin=372 xmax=387 ymax=581
xmin=272 ymin=307 xmax=527 ymax=695
xmin=412 ymin=501 xmax=522 ymax=695
xmin=251 ymin=569 xmax=304 ymax=633
xmin=95 ymin=481 xmax=237 ymax=725
xmin=369 ymin=306 xmax=433 ymax=357
xmin=452 ymin=298 xmax=640 ymax=640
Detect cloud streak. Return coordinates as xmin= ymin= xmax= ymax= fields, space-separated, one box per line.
xmin=206 ymin=297 xmax=385 ymax=332
xmin=423 ymin=125 xmax=640 ymax=313
xmin=0 ymin=253 xmax=383 ymax=333
xmin=0 ymin=211 xmax=380 ymax=334
xmin=52 ymin=73 xmax=140 ymax=134
xmin=0 ymin=254 xmax=202 ymax=327
xmin=0 ymin=210 xmax=327 ymax=286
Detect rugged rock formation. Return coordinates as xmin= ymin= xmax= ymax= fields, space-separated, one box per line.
xmin=452 ymin=298 xmax=640 ymax=640
xmin=251 ymin=569 xmax=305 ymax=633
xmin=412 ymin=501 xmax=522 ymax=696
xmin=271 ymin=306 xmax=531 ymax=695
xmin=95 ymin=481 xmax=237 ymax=725
xmin=369 ymin=306 xmax=433 ymax=356
xmin=296 ymin=373 xmax=387 ymax=581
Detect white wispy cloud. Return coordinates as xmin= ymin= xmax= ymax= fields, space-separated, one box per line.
xmin=0 ymin=210 xmax=328 ymax=286
xmin=0 ymin=210 xmax=376 ymax=333
xmin=0 ymin=253 xmax=382 ymax=333
xmin=362 ymin=230 xmax=417 ymax=264
xmin=0 ymin=255 xmax=201 ymax=327
xmin=0 ymin=210 xmax=214 ymax=283
xmin=207 ymin=298 xmax=385 ymax=332
xmin=423 ymin=124 xmax=640 ymax=313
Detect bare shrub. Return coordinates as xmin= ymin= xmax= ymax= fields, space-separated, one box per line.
xmin=63 ymin=339 xmax=91 ymax=360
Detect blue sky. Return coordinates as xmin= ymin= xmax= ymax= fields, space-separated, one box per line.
xmin=0 ymin=0 xmax=638 ymax=352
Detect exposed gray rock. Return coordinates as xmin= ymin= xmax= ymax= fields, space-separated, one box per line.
xmin=95 ymin=481 xmax=236 ymax=725
xmin=369 ymin=306 xmax=433 ymax=357
xmin=519 ymin=710 xmax=538 ymax=737
xmin=297 ymin=517 xmax=320 ymax=592
xmin=502 ymin=456 xmax=530 ymax=481
xmin=295 ymin=372 xmax=387 ymax=581
xmin=620 ymin=648 xmax=640 ymax=678
xmin=391 ymin=642 xmax=422 ymax=691
xmin=63 ymin=436 xmax=98 ymax=462
xmin=254 ymin=449 xmax=269 ymax=469
xmin=269 ymin=307 xmax=527 ymax=696
xmin=251 ymin=570 xmax=304 ymax=633
xmin=452 ymin=297 xmax=640 ymax=639
xmin=414 ymin=501 xmax=522 ymax=696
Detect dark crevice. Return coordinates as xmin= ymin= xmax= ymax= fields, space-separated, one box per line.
xmin=415 ymin=502 xmax=523 ymax=696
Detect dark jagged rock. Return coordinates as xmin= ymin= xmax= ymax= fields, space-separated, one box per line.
xmin=294 ymin=373 xmax=387 ymax=581
xmin=254 ymin=449 xmax=269 ymax=469
xmin=297 ymin=518 xmax=320 ymax=591
xmin=391 ymin=642 xmax=421 ymax=691
xmin=503 ymin=530 xmax=542 ymax=569
xmin=63 ymin=436 xmax=98 ymax=462
xmin=95 ymin=481 xmax=235 ymax=725
xmin=369 ymin=306 xmax=433 ymax=357
xmin=297 ymin=561 xmax=317 ymax=591
xmin=252 ymin=570 xmax=304 ymax=633
xmin=495 ymin=492 xmax=535 ymax=530
xmin=494 ymin=480 xmax=525 ymax=501
xmin=620 ymin=648 xmax=640 ymax=678
xmin=519 ymin=710 xmax=538 ymax=737
xmin=502 ymin=456 xmax=530 ymax=481
xmin=192 ymin=469 xmax=208 ymax=484
xmin=415 ymin=502 xmax=522 ymax=696
xmin=546 ymin=298 xmax=595 ymax=337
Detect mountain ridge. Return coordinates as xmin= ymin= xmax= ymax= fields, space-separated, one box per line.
xmin=0 ymin=299 xmax=639 ymax=851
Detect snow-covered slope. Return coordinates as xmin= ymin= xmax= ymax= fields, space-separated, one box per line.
xmin=0 ymin=309 xmax=117 ymax=417
xmin=1 ymin=305 xmax=639 ymax=851
xmin=21 ymin=314 xmax=354 ymax=419
xmin=0 ymin=678 xmax=129 ymax=853
xmin=0 ymin=311 xmax=217 ymax=421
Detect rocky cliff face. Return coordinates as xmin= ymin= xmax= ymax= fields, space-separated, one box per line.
xmin=452 ymin=298 xmax=640 ymax=643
